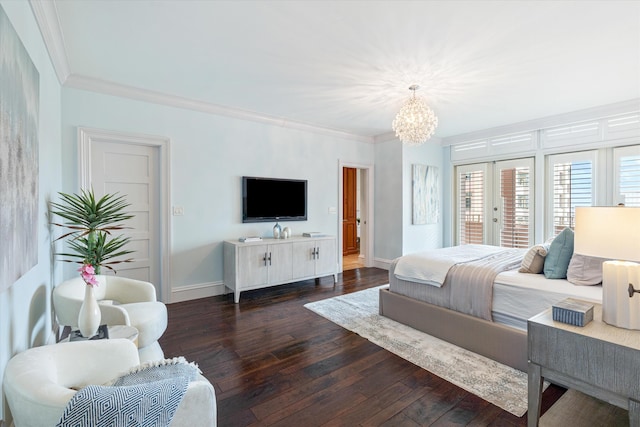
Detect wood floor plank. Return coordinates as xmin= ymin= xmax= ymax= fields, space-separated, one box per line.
xmin=250 ymin=342 xmax=393 ymax=422
xmin=159 ymin=267 xmax=565 ymax=426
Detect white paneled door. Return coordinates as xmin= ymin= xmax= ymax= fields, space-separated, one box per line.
xmin=79 ymin=128 xmax=168 ymax=301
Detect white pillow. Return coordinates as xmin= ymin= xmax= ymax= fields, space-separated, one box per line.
xmin=567 ymin=254 xmax=608 ymax=286
xmin=519 ymin=244 xmax=549 ymax=274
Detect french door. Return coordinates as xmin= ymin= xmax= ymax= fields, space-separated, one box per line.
xmin=456 ymin=158 xmax=534 ymax=248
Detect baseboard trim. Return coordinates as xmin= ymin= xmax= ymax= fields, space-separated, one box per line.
xmin=170 ymin=281 xmax=227 ymax=303
xmin=373 ymin=258 xmax=393 ymax=270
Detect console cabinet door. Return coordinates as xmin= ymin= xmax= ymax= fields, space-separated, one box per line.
xmin=237 ymin=244 xmax=268 ymax=288
xmin=292 ymin=241 xmax=316 ymax=279
xmin=268 ymin=243 xmax=293 ymax=284
xmin=315 ymin=239 xmax=336 ymax=276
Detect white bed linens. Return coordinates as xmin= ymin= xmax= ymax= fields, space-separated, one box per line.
xmin=389 ymin=262 xmax=603 ymax=331
xmin=443 ymin=248 xmax=525 ymax=320
xmin=492 ymin=269 xmax=602 ymax=330
xmin=393 ymin=244 xmax=506 ymax=287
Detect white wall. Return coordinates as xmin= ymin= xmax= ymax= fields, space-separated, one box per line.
xmin=373 ymin=140 xmax=403 ymax=265
xmin=402 ymin=139 xmax=444 ymax=254
xmin=0 ymin=2 xmax=63 ymax=422
xmin=442 ymin=145 xmax=454 ymax=247
xmin=61 ymin=88 xmax=377 ymax=299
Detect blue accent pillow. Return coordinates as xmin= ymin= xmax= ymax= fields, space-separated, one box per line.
xmin=543 ymin=227 xmax=575 ymax=279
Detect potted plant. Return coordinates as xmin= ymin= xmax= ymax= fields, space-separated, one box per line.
xmin=51 ymin=189 xmax=135 ymax=273
xmin=50 ymin=189 xmax=135 ymax=336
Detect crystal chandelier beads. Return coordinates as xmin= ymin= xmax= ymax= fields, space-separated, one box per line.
xmin=392 ymin=85 xmax=438 ymax=146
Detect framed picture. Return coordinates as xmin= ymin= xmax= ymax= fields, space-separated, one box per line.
xmin=0 ymin=5 xmax=40 ymax=291
xmin=412 ymin=164 xmax=439 ymax=225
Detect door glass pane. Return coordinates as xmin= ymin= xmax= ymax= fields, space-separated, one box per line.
xmin=500 ymin=166 xmax=530 ymax=248
xmin=459 ymin=169 xmax=484 ymax=244
xmin=552 ymin=161 xmax=593 ymax=235
xmin=617 ymin=150 xmax=640 ymax=207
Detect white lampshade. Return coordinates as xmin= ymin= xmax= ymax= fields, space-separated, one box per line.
xmin=574 ymin=207 xmax=640 ymax=262
xmin=575 ymin=206 xmax=640 ymax=329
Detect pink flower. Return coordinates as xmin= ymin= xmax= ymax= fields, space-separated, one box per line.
xmin=78 ymin=264 xmax=99 ymax=287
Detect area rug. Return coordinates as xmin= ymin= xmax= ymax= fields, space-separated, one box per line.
xmin=304 ymin=285 xmax=531 ymax=417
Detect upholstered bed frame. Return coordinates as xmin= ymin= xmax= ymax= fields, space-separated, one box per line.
xmin=379 ymin=287 xmax=528 ymax=372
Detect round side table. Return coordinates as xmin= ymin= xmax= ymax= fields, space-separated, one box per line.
xmin=60 ymin=325 xmax=139 ymax=348
xmin=107 ymin=325 xmax=139 ymax=348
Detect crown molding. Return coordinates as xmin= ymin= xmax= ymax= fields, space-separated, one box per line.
xmin=28 ymin=0 xmax=373 ymax=143
xmin=29 ymin=0 xmax=70 ymax=84
xmin=64 ymin=74 xmax=374 ymax=143
xmin=442 ymin=98 xmax=640 ymax=146
xmin=373 ymin=131 xmax=398 ymax=143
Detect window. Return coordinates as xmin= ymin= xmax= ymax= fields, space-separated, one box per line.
xmin=614 ymin=145 xmax=640 ymax=206
xmin=457 ymin=164 xmax=485 ymax=245
xmin=546 ymin=151 xmax=596 ymax=238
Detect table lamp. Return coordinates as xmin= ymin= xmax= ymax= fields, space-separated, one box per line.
xmin=574 ymin=206 xmax=640 ymax=329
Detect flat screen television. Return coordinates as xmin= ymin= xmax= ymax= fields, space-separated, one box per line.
xmin=242 ymin=176 xmax=307 ymax=223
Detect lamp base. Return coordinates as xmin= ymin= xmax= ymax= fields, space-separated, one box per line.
xmin=602 ymin=261 xmax=640 ymax=329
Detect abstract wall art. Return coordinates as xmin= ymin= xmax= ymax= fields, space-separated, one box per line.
xmin=412 ymin=164 xmax=439 ymax=225
xmin=0 ymin=5 xmax=40 ymax=292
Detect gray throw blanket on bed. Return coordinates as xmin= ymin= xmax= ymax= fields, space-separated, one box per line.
xmin=445 ymin=248 xmax=525 ymax=321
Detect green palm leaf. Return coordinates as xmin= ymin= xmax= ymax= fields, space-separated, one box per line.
xmin=50 ymin=189 xmax=136 ymax=274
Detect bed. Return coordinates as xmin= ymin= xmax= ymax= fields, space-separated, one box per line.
xmin=379 ymin=244 xmax=603 ymax=372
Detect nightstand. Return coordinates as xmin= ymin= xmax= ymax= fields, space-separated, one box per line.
xmin=528 ymin=303 xmax=640 ymax=426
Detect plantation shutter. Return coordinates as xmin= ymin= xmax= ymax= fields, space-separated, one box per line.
xmin=547 ymin=151 xmax=596 ymax=237
xmin=498 ymin=162 xmax=532 ymax=248
xmin=614 ymin=145 xmax=640 ymax=206
xmin=457 ymin=165 xmax=485 ymax=245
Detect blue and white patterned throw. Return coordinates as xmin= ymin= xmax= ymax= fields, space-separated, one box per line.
xmin=56 ymin=360 xmax=200 ymax=427
xmin=56 ymin=377 xmax=189 ymax=427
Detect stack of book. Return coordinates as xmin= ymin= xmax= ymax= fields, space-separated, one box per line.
xmin=238 ymin=236 xmax=262 ymax=242
xmin=302 ymin=232 xmax=326 ymax=237
xmin=69 ymin=324 xmax=109 ymax=341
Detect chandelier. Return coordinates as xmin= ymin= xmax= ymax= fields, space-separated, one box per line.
xmin=392 ymin=85 xmax=438 ymax=145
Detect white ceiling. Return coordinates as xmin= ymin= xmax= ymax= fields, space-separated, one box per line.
xmin=42 ymin=0 xmax=640 ymax=141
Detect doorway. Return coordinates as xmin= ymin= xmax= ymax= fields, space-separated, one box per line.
xmin=339 ymin=163 xmax=373 ymax=271
xmin=78 ymin=127 xmax=171 ymax=302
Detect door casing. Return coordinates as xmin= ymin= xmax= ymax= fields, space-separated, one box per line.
xmin=78 ymin=127 xmax=171 ymax=302
xmin=338 ymin=160 xmax=374 ymax=271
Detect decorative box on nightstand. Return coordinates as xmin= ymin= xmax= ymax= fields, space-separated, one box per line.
xmin=552 ymin=298 xmax=594 ymax=326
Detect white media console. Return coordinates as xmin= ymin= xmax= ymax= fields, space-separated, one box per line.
xmin=223 ymin=235 xmax=338 ymax=303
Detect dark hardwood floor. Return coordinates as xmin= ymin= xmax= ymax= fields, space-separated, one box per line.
xmin=159 ymin=267 xmax=565 ymax=426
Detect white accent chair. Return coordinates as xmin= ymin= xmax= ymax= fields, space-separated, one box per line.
xmin=3 ymin=340 xmax=216 ymax=427
xmin=53 ymin=275 xmax=168 ymax=362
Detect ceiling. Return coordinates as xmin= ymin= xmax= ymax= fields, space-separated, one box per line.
xmin=41 ymin=0 xmax=640 ymax=141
